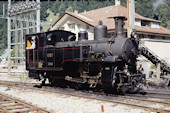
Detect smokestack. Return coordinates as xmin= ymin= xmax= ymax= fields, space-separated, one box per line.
xmin=114 ymin=16 xmax=126 ymax=38
xmin=115 ymin=0 xmax=121 ymax=6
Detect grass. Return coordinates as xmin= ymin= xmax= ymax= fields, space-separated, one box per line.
xmin=6 ymin=71 xmax=30 ymax=81
xmin=41 ymin=9 xmax=59 ymax=32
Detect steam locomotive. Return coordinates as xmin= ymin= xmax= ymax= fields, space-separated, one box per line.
xmin=26 ymin=16 xmax=145 ymax=94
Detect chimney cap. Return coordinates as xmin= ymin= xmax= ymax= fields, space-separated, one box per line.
xmin=115 ymin=0 xmax=121 ymax=6
xmin=108 ymin=16 xmax=127 ymax=20
xmin=74 ymin=10 xmax=78 ymax=13
xmin=114 ymin=16 xmax=127 ymax=19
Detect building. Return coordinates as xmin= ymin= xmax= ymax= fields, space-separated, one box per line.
xmin=50 ymin=1 xmax=170 ymax=77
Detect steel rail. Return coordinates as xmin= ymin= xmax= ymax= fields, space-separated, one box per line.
xmin=0 ymin=80 xmax=170 ymax=113
xmin=0 ymin=93 xmax=52 ymax=113
xmin=126 ymin=94 xmax=170 ymax=100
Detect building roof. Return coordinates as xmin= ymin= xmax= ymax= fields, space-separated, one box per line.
xmin=0 ymin=52 xmax=8 ymax=58
xmin=51 ymin=5 xmax=170 ymax=36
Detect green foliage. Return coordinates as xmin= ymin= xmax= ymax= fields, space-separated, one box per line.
xmin=0 ymin=2 xmax=7 ymax=55
xmin=48 ymin=0 xmax=116 ymax=17
xmin=41 ymin=9 xmax=59 ymax=31
xmin=44 ymin=0 xmax=170 ymax=30
xmin=167 ymin=20 xmax=170 ymax=29
xmin=153 ymin=1 xmax=170 ymax=28
xmin=150 ymin=64 xmax=156 ymax=69
xmin=66 ymin=6 xmax=74 ymax=12
xmin=135 ymin=0 xmax=154 ymax=18
xmin=40 ymin=1 xmax=50 ymax=21
xmin=1 ymin=1 xmax=169 ymax=31
xmin=0 ymin=0 xmax=170 ymax=55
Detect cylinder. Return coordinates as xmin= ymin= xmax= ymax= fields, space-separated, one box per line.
xmin=94 ymin=20 xmax=107 ymax=40
xmin=78 ymin=31 xmax=88 ymax=41
xmin=114 ymin=16 xmax=126 ymax=38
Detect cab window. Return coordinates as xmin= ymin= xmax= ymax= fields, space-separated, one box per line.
xmin=26 ymin=36 xmax=37 ymax=49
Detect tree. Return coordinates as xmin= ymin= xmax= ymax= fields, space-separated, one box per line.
xmin=66 ymin=6 xmax=74 ymax=12
xmin=153 ymin=0 xmax=170 ymax=28
xmin=40 ymin=1 xmax=50 ymax=21
xmin=0 ymin=1 xmax=7 ymax=55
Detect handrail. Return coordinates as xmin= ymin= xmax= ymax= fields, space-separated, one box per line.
xmin=140 ymin=44 xmax=170 ymax=74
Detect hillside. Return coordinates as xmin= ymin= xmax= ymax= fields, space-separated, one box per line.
xmin=0 ymin=0 xmax=170 ymax=55
xmin=41 ymin=9 xmax=59 ymax=31
xmin=41 ymin=0 xmax=170 ymax=29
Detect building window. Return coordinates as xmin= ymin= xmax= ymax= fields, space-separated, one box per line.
xmin=151 ymin=35 xmax=155 ymax=39
xmin=139 ymin=34 xmax=147 ymax=38
xmin=68 ymin=22 xmax=75 ymax=31
xmin=141 ymin=20 xmax=151 ymax=27
xmin=70 ymin=24 xmax=75 ymax=30
xmin=135 ymin=19 xmax=141 ymax=26
xmin=151 ymin=22 xmax=160 ymax=29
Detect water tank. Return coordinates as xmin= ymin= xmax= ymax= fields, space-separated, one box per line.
xmin=78 ymin=31 xmax=88 ymax=41
xmin=94 ymin=20 xmax=107 ymax=40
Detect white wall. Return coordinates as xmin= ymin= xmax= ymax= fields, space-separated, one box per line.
xmin=151 ymin=22 xmax=160 ymax=29
xmin=139 ymin=39 xmax=170 ymax=78
xmin=141 ymin=39 xmax=170 ymax=65
xmin=135 ymin=19 xmax=160 ymax=29
xmin=137 ymin=56 xmax=151 ymax=78
xmin=135 ymin=19 xmax=141 ymax=26
xmin=58 ymin=16 xmax=94 ymax=41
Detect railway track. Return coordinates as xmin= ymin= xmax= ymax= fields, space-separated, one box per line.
xmin=126 ymin=92 xmax=170 ymax=101
xmin=145 ymin=89 xmax=170 ymax=96
xmin=0 ymin=80 xmax=170 ymax=113
xmin=0 ymin=80 xmax=39 ymax=86
xmin=0 ymin=93 xmax=51 ymax=113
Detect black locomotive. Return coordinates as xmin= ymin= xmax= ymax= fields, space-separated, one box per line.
xmin=26 ymin=16 xmax=145 ymax=93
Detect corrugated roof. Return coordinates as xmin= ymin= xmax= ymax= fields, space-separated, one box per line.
xmin=0 ymin=52 xmax=8 ymax=58
xmin=51 ymin=5 xmax=170 ymax=35
xmin=135 ymin=26 xmax=170 ymax=35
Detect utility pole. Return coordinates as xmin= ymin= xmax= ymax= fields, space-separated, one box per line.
xmin=156 ymin=63 xmax=161 ymax=79
xmin=36 ymin=0 xmax=40 ymax=32
xmin=50 ymin=18 xmax=52 ymax=30
xmin=2 ymin=1 xmax=51 ymax=75
xmin=127 ymin=0 xmax=135 ymax=38
xmin=7 ymin=0 xmax=11 ymax=75
xmin=3 ymin=4 xmax=5 ymax=17
xmin=7 ymin=0 xmax=40 ymax=75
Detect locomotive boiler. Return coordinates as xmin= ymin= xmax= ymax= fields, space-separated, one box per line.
xmin=26 ymin=16 xmax=145 ymax=93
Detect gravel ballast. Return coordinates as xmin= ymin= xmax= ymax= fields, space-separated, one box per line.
xmin=0 ymin=75 xmax=148 ymax=113
xmin=0 ymin=86 xmax=148 ymax=113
